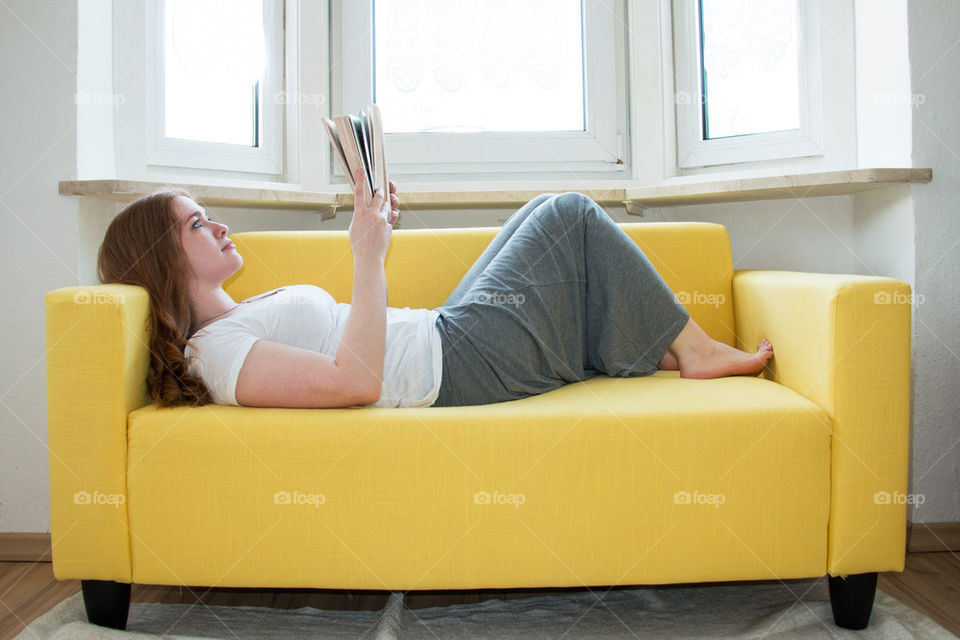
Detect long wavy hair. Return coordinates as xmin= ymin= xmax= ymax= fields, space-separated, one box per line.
xmin=96 ymin=189 xmax=213 ymax=407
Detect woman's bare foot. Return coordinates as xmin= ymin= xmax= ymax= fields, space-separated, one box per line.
xmin=678 ymin=338 xmax=773 ymax=379
xmin=666 ymin=318 xmax=773 ymax=380
xmin=657 ymin=350 xmax=680 ymax=370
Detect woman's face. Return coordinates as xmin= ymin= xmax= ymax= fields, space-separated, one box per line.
xmin=174 ymin=195 xmax=242 ymax=287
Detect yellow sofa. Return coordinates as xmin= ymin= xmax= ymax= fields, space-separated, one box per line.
xmin=45 ymin=221 xmax=911 ymax=630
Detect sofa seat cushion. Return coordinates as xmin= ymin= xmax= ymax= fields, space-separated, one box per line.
xmin=126 ymin=371 xmax=830 ymax=589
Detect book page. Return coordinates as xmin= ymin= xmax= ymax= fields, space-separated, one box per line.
xmin=334 ymin=115 xmax=365 ymax=192
xmin=321 ymin=117 xmax=352 ymax=185
xmin=359 ymin=111 xmax=377 ymax=196
xmin=368 ymin=102 xmax=389 ymax=199
xmin=349 ymin=114 xmax=375 ymax=196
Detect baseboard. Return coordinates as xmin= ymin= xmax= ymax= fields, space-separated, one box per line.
xmin=0 ymin=532 xmax=52 ymax=561
xmin=907 ymin=521 xmax=960 ymax=552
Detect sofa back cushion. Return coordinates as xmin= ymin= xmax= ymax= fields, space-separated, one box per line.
xmin=225 ymin=221 xmax=736 ymax=345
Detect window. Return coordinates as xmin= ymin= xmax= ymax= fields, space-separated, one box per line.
xmin=144 ymin=0 xmax=284 ymax=175
xmin=373 ymin=0 xmax=584 ymax=134
xmin=331 ymin=0 xmax=629 ymax=182
xmin=105 ymin=0 xmax=845 ymax=186
xmin=163 ymin=0 xmax=263 ymax=146
xmin=672 ymin=0 xmax=823 ymax=169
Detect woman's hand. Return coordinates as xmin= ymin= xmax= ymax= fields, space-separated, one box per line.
xmin=387 ymin=180 xmax=400 ymax=226
xmin=348 ymin=167 xmax=392 ymax=263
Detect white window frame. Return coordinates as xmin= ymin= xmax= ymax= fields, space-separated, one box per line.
xmin=672 ymin=0 xmax=824 ymax=169
xmin=328 ymin=0 xmax=630 ymax=182
xmin=143 ymin=0 xmax=285 ymax=176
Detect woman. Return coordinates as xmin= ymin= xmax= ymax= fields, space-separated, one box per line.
xmin=97 ymin=167 xmax=773 ymax=409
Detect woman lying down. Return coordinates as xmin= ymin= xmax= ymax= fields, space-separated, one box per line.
xmin=96 ymin=168 xmax=773 ymax=409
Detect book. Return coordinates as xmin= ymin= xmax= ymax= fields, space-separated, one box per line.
xmin=322 ymin=103 xmax=389 ymax=210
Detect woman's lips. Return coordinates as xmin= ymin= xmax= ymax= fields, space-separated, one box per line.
xmin=222 ymin=242 xmax=236 ymax=251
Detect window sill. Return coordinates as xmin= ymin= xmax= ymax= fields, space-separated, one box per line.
xmin=59 ymin=168 xmax=932 ymax=219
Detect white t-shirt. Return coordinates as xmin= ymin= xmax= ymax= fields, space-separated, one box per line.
xmin=184 ymin=284 xmax=443 ymax=408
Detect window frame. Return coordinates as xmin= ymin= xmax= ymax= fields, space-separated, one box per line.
xmin=143 ymin=0 xmax=285 ymax=176
xmin=671 ymin=0 xmax=824 ymax=169
xmin=104 ymin=0 xmax=848 ymax=187
xmin=328 ymin=0 xmax=631 ymax=183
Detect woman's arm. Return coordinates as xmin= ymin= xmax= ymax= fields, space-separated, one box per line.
xmin=333 ymin=168 xmax=396 ymax=402
xmin=235 ymin=176 xmax=400 ymax=408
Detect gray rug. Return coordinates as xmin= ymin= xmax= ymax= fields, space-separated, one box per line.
xmin=16 ymin=577 xmax=957 ymax=639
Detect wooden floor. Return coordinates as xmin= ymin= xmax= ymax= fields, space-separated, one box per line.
xmin=1 ymin=552 xmax=958 ymax=639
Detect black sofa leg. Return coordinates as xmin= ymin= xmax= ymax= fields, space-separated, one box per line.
xmin=80 ymin=579 xmax=131 ymax=630
xmin=828 ymin=572 xmax=877 ymax=630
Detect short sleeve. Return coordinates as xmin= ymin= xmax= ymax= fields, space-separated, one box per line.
xmin=185 ymin=330 xmax=261 ymax=406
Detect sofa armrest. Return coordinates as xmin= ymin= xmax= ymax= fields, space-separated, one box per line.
xmin=45 ymin=284 xmax=153 ymax=581
xmin=733 ymin=270 xmax=911 ymax=576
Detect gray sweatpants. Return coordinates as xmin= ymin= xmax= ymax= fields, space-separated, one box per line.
xmin=432 ymin=192 xmax=690 ymax=407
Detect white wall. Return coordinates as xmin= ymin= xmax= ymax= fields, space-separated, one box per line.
xmin=0 ymin=0 xmax=80 ymax=532
xmin=850 ymin=0 xmax=915 ymax=291
xmin=907 ymin=0 xmax=960 ymax=523
xmin=76 ymin=0 xmax=115 ymax=179
xmin=852 ymin=185 xmax=915 ymax=286
xmin=855 ymin=0 xmax=913 ymax=168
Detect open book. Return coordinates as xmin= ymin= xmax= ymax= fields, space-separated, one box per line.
xmin=321 ymin=103 xmax=389 ymax=206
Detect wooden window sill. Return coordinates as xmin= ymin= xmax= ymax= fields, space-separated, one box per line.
xmin=59 ymin=168 xmax=932 ymax=219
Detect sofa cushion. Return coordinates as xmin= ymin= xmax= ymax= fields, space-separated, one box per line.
xmin=125 ymin=371 xmax=830 ymax=589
